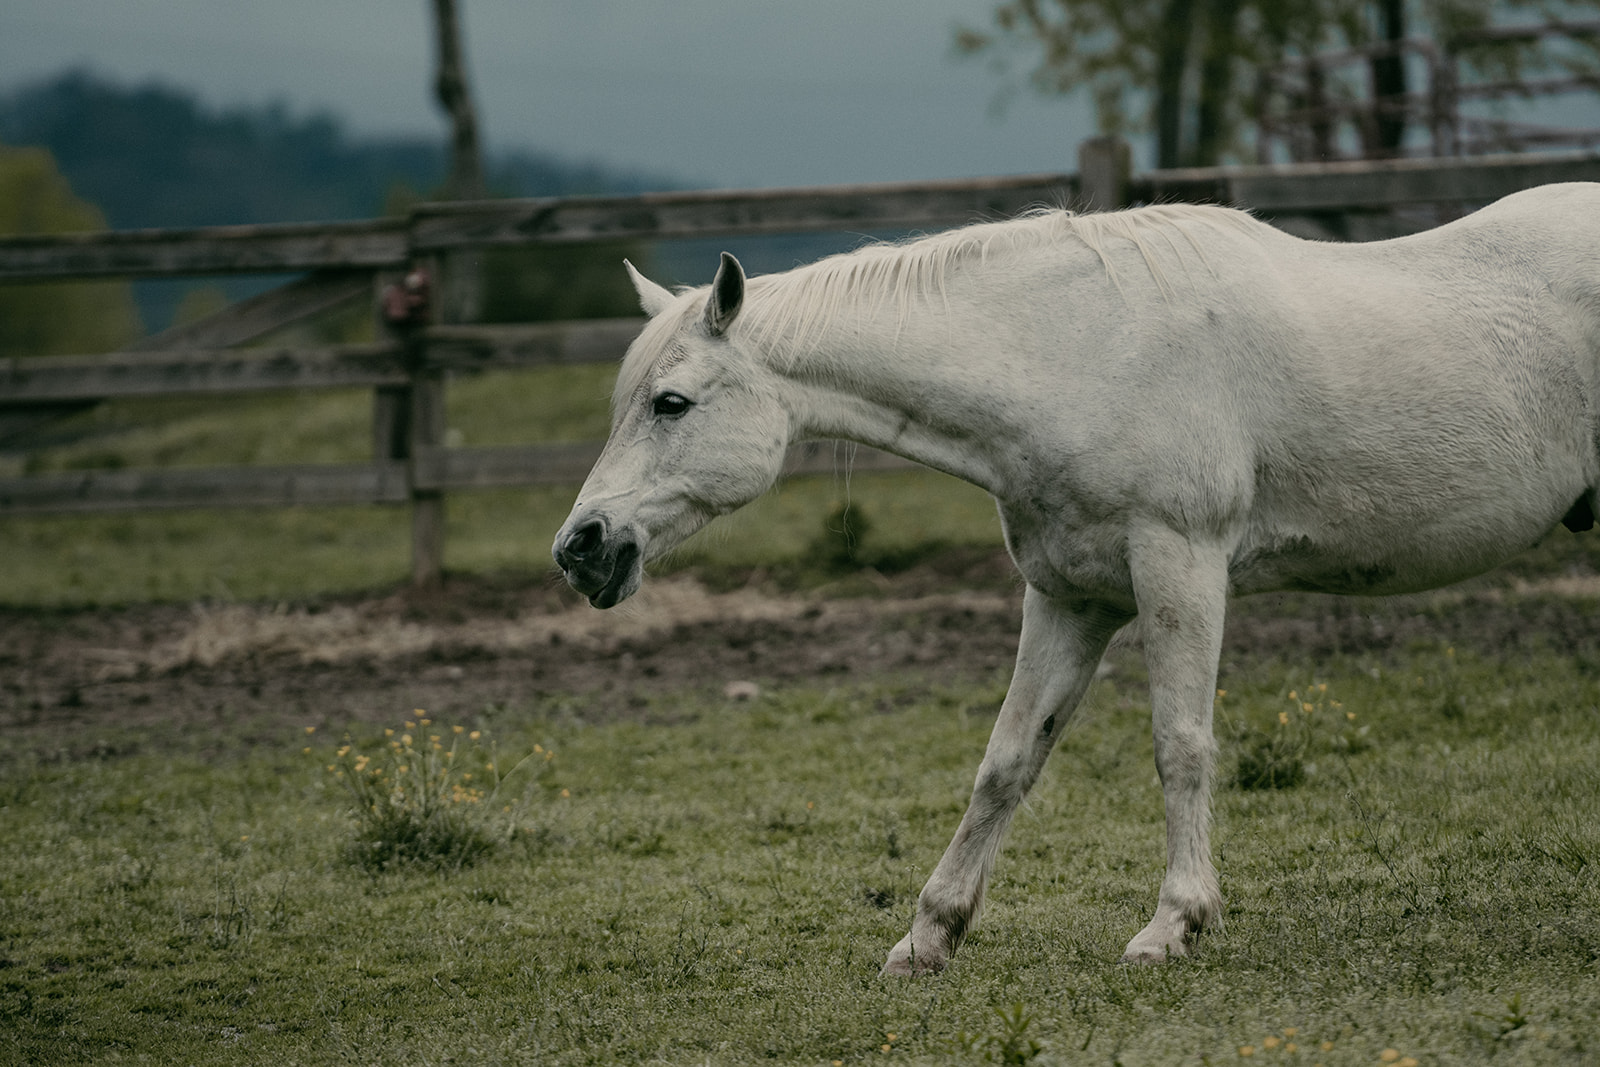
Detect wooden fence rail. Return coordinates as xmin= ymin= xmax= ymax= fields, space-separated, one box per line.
xmin=3 ymin=139 xmax=1598 ymax=582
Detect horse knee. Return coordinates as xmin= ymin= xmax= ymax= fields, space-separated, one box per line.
xmin=972 ymin=759 xmax=1032 ymax=814
xmin=1153 ymin=725 xmax=1216 ymax=783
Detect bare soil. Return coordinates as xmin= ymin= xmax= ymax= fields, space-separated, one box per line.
xmin=4 ymin=548 xmax=1599 ymax=760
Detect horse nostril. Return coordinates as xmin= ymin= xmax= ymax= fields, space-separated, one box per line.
xmin=564 ymin=520 xmax=606 ymax=562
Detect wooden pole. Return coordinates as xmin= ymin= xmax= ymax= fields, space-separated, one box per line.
xmin=430 ymin=0 xmax=485 ymax=202
xmin=1077 ymin=136 xmax=1131 ymax=211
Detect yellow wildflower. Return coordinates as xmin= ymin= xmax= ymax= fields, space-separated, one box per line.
xmin=470 ymin=731 xmax=481 ymax=740
xmin=304 ymin=726 xmax=316 ymax=734
xmin=1263 ymin=1037 xmax=1280 ymax=1049
xmin=453 ymin=725 xmax=464 ymax=734
xmin=1379 ymin=1051 xmax=1400 ymax=1063
xmin=1279 ymin=712 xmax=1290 ymax=725
xmin=1239 ymin=1046 xmax=1255 ymax=1057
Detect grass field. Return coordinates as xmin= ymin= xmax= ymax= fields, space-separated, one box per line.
xmin=4 ymin=635 xmax=1599 ymax=1065
xmin=5 ymin=360 xmax=1600 ymax=1064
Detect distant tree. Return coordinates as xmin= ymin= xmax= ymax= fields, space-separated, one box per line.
xmin=0 ymin=144 xmax=140 ymax=357
xmin=957 ymin=0 xmax=1600 ymax=166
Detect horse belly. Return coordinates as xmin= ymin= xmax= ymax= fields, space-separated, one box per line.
xmin=1231 ymin=453 xmax=1589 ymax=597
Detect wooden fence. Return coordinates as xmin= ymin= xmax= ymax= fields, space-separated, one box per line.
xmin=3 ymin=138 xmax=1599 ymax=582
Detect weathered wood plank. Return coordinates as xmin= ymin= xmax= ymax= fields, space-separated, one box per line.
xmin=1138 ymin=150 xmax=1600 ymax=211
xmin=411 ymin=442 xmax=604 ymax=489
xmin=0 ymin=463 xmax=411 ymax=513
xmin=7 ymin=153 xmax=1597 ymax=285
xmin=0 ymin=343 xmax=407 ymax=402
xmin=0 ymin=440 xmax=921 ymax=516
xmin=0 ymin=219 xmax=408 ymax=281
xmin=408 ymin=173 xmax=1080 ymax=250
xmin=424 ymin=318 xmax=645 ymax=371
xmin=0 ymin=318 xmax=646 ymax=403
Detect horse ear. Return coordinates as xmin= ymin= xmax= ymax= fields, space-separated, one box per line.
xmin=625 ymin=259 xmax=676 ymax=317
xmin=704 ymin=251 xmax=745 ymax=336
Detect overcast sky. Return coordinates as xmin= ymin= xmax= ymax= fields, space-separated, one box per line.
xmin=0 ymin=0 xmax=1097 ymax=189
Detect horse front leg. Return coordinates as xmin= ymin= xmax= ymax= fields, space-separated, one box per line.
xmin=1120 ymin=524 xmax=1229 ymax=963
xmin=881 ymin=586 xmax=1128 ymax=976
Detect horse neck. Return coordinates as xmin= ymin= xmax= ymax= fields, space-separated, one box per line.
xmin=751 ymin=285 xmax=1013 ymax=495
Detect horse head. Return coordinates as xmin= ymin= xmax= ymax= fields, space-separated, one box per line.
xmin=552 ymin=253 xmax=791 ymax=607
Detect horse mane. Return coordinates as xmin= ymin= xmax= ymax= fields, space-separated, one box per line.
xmin=615 ymin=202 xmax=1259 ymax=413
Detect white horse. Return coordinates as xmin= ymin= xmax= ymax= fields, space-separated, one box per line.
xmin=553 ymin=182 xmax=1600 ymax=973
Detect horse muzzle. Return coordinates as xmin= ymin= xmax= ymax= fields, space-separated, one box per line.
xmin=552 ymin=515 xmax=643 ymax=609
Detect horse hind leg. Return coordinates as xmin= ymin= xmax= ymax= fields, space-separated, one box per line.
xmin=881 ymin=588 xmax=1127 ymax=976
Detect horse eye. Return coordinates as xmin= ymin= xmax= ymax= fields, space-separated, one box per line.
xmin=652 ymin=392 xmax=692 ymax=418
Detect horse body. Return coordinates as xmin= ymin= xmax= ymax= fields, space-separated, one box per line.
xmin=554 ymin=182 xmax=1600 ymax=972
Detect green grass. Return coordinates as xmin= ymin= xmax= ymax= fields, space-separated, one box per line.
xmin=0 ymin=364 xmax=1004 ymax=606
xmin=4 ymin=645 xmax=1598 ymax=1064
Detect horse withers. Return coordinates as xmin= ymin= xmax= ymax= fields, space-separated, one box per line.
xmin=553 ymin=183 xmax=1600 ymax=973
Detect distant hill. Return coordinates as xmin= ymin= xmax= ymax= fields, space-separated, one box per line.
xmin=0 ymin=70 xmax=682 ymax=330
xmin=0 ymin=69 xmax=677 ymax=232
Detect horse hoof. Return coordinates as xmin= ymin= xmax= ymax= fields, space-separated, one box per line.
xmin=881 ymin=937 xmax=947 ymax=977
xmin=1119 ymin=930 xmax=1188 ymax=964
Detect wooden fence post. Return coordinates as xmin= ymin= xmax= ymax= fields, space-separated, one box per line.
xmin=378 ymin=263 xmax=447 ymax=587
xmin=408 ymin=362 xmax=446 ymax=587
xmin=1078 ymin=136 xmax=1131 ymax=211
xmin=409 ymin=256 xmax=447 ymax=587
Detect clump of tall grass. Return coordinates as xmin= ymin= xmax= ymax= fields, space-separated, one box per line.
xmin=310 ymin=714 xmax=553 ymax=873
xmin=1228 ymin=682 xmax=1370 ymax=791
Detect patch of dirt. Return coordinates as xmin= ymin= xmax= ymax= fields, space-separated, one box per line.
xmin=3 ymin=550 xmax=1598 ymax=757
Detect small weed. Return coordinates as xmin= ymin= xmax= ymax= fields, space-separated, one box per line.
xmin=813 ymin=499 xmax=872 ymax=570
xmin=1473 ymin=992 xmax=1531 ymax=1041
xmin=1234 ymin=731 xmax=1306 ymax=791
xmin=313 ymin=715 xmax=553 ymax=874
xmin=1228 ymin=683 xmax=1366 ymax=790
xmin=953 ymin=1003 xmax=1045 ymax=1065
xmin=1534 ymin=826 xmax=1591 ymax=874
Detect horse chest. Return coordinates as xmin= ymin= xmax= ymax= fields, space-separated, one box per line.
xmin=998 ymin=496 xmax=1138 ymax=608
